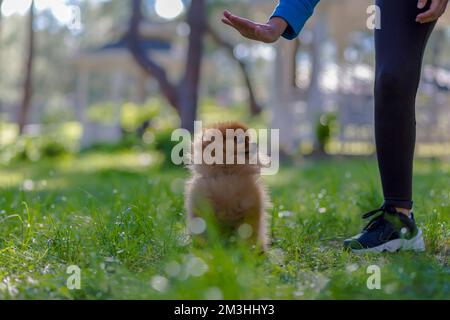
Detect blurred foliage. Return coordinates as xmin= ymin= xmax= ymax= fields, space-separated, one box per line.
xmin=121 ymin=100 xmax=160 ymax=133
xmin=0 ymin=130 xmax=78 ymax=164
xmin=41 ymin=101 xmax=76 ymax=124
xmin=152 ymin=127 xmax=180 ymax=167
xmin=199 ymin=97 xmax=268 ymax=129
xmin=79 ymin=134 xmax=141 ymax=154
xmin=86 ymin=102 xmax=117 ymax=124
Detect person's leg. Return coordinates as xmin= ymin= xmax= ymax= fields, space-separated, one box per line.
xmin=375 ymin=0 xmax=436 ymax=212
xmin=343 ymin=0 xmax=437 ymax=252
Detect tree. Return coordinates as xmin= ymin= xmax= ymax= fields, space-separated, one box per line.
xmin=175 ymin=0 xmax=206 ymax=132
xmin=126 ymin=0 xmax=205 ymax=132
xmin=126 ymin=0 xmax=261 ymax=132
xmin=17 ymin=1 xmax=35 ymax=134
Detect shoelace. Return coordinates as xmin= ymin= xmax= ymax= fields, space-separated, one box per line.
xmin=362 ymin=207 xmax=387 ymax=231
xmin=363 ymin=204 xmax=403 ymax=218
xmin=362 ymin=205 xmax=415 ymax=233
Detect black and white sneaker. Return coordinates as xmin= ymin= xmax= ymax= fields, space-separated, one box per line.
xmin=343 ymin=205 xmax=425 ymax=253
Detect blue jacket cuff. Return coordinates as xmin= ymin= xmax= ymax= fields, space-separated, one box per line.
xmin=270 ymin=0 xmax=318 ymax=40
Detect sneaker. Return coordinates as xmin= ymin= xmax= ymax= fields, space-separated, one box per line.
xmin=343 ymin=205 xmax=425 ymax=253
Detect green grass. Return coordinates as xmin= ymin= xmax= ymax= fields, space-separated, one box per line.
xmin=0 ymin=150 xmax=449 ymax=299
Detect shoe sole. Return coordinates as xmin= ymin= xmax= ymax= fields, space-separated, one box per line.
xmin=351 ymin=229 xmax=425 ymax=253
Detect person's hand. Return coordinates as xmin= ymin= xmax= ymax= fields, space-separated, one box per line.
xmin=221 ymin=10 xmax=287 ymax=43
xmin=416 ymin=0 xmax=449 ymax=23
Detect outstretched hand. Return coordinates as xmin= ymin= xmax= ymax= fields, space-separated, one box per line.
xmin=416 ymin=0 xmax=449 ymax=23
xmin=221 ymin=10 xmax=287 ymax=43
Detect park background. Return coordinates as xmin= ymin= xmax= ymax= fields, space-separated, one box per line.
xmin=0 ymin=0 xmax=448 ymax=299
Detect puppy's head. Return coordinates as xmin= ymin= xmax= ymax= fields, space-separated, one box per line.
xmin=190 ymin=122 xmax=261 ymax=175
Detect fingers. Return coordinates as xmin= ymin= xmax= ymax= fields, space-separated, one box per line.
xmin=221 ymin=17 xmax=243 ymax=34
xmin=223 ymin=10 xmax=256 ymax=31
xmin=229 ymin=16 xmax=257 ymax=31
xmin=417 ymin=0 xmax=428 ymax=9
xmin=221 ymin=10 xmax=277 ymax=43
xmin=436 ymin=0 xmax=448 ymax=17
xmin=416 ymin=0 xmax=444 ymax=23
xmin=440 ymin=0 xmax=449 ymax=15
xmin=222 ymin=10 xmax=260 ymax=40
xmin=223 ymin=10 xmax=232 ymax=20
xmin=221 ymin=17 xmax=234 ymax=28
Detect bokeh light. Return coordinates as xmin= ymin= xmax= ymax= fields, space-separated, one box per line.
xmin=154 ymin=0 xmax=184 ymax=20
xmin=1 ymin=0 xmax=32 ymax=16
xmin=1 ymin=0 xmax=79 ymax=28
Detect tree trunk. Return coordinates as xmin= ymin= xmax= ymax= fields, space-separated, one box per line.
xmin=126 ymin=0 xmax=179 ymax=112
xmin=18 ymin=1 xmax=35 ymax=135
xmin=178 ymin=0 xmax=206 ymax=132
xmin=127 ymin=0 xmax=207 ymax=132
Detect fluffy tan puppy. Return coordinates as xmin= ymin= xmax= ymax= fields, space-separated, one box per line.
xmin=184 ymin=122 xmax=271 ymax=251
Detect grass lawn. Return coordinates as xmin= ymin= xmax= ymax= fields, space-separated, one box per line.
xmin=0 ymin=150 xmax=448 ymax=299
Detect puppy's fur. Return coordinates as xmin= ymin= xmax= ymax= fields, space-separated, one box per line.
xmin=184 ymin=122 xmax=271 ymax=251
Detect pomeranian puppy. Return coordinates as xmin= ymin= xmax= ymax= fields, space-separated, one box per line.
xmin=184 ymin=122 xmax=271 ymax=251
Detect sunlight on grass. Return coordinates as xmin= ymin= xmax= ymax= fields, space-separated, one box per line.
xmin=59 ymin=151 xmax=162 ymax=174
xmin=0 ymin=150 xmax=448 ymax=299
xmin=0 ymin=171 xmax=23 ymax=187
xmin=0 ymin=123 xmax=18 ymax=146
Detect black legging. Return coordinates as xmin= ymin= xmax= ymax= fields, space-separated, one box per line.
xmin=375 ymin=0 xmax=436 ymax=210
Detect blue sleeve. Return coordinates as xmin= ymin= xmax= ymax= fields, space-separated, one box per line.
xmin=270 ymin=0 xmax=320 ymax=40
